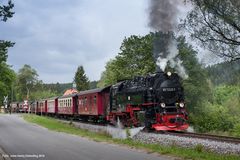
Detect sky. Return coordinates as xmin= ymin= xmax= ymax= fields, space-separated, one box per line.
xmin=1 ymin=0 xmax=214 ymax=83
xmin=1 ymin=0 xmax=150 ymax=83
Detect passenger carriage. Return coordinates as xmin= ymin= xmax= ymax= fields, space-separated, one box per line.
xmin=57 ymin=94 xmax=77 ymax=117
xmin=36 ymin=99 xmax=47 ymax=115
xmin=46 ymin=97 xmax=58 ymax=116
xmin=77 ymin=86 xmax=110 ymax=122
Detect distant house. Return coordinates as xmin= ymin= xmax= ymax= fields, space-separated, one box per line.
xmin=63 ymin=88 xmax=78 ymax=96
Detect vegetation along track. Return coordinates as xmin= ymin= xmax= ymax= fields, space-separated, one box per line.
xmin=149 ymin=131 xmax=240 ymax=144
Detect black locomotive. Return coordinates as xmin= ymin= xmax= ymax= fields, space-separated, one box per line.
xmin=109 ymin=71 xmax=189 ymax=131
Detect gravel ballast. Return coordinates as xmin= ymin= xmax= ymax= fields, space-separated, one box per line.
xmin=133 ymin=132 xmax=240 ymax=155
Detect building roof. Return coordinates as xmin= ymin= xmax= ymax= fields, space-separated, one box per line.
xmin=63 ymin=88 xmax=78 ymax=96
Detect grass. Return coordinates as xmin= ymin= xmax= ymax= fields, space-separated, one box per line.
xmin=23 ymin=114 xmax=240 ymax=160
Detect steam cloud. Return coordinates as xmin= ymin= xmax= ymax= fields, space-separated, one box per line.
xmin=156 ymin=40 xmax=188 ymax=79
xmin=149 ymin=0 xmax=188 ymax=79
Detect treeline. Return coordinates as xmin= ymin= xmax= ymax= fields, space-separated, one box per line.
xmin=42 ymin=83 xmax=73 ymax=95
xmin=9 ymin=64 xmax=94 ymax=102
xmin=206 ymin=60 xmax=240 ymax=86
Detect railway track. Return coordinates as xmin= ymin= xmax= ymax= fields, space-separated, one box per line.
xmin=152 ymin=131 xmax=240 ymax=144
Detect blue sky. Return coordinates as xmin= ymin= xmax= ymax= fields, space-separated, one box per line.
xmin=1 ymin=0 xmax=150 ymax=83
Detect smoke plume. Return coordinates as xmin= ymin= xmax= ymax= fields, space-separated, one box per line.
xmin=148 ymin=0 xmax=188 ymax=79
xmin=149 ymin=0 xmax=179 ymax=32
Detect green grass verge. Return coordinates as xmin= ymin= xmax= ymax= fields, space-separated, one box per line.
xmin=23 ymin=114 xmax=240 ymax=160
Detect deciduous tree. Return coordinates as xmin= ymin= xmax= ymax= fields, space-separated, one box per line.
xmin=182 ymin=0 xmax=240 ymax=61
xmin=0 ymin=0 xmax=15 ymax=105
xmin=0 ymin=0 xmax=14 ymax=64
xmin=16 ymin=64 xmax=39 ymax=100
xmin=98 ymin=34 xmax=155 ymax=87
xmin=0 ymin=63 xmax=16 ymax=105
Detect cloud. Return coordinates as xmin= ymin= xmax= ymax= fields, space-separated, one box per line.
xmin=1 ymin=0 xmax=149 ymax=83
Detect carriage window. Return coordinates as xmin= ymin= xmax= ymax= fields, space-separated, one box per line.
xmin=70 ymin=99 xmax=72 ymax=107
xmin=94 ymin=96 xmax=97 ymax=106
xmin=79 ymin=99 xmax=81 ymax=106
xmin=84 ymin=97 xmax=87 ymax=106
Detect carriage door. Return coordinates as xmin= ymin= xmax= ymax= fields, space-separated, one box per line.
xmin=74 ymin=96 xmax=78 ymax=114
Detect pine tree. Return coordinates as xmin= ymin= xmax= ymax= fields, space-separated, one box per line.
xmin=74 ymin=66 xmax=90 ymax=91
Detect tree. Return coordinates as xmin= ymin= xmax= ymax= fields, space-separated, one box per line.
xmin=177 ymin=36 xmax=212 ymax=114
xmin=74 ymin=66 xmax=90 ymax=91
xmin=89 ymin=80 xmax=98 ymax=89
xmin=0 ymin=0 xmax=14 ymax=22
xmin=0 ymin=63 xmax=16 ymax=105
xmin=0 ymin=0 xmax=14 ymax=64
xmin=98 ymin=34 xmax=156 ymax=87
xmin=182 ymin=0 xmax=240 ymax=61
xmin=16 ymin=64 xmax=39 ymax=100
xmin=0 ymin=0 xmax=15 ymax=105
xmin=206 ymin=60 xmax=240 ymax=86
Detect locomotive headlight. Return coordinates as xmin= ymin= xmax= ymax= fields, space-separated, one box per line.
xmin=179 ymin=102 xmax=185 ymax=108
xmin=167 ymin=71 xmax=172 ymax=76
xmin=160 ymin=103 xmax=166 ymax=108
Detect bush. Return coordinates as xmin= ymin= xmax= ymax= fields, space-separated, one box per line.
xmin=213 ymin=85 xmax=240 ymax=105
xmin=192 ymin=103 xmax=234 ymax=133
xmin=192 ymin=85 xmax=240 ymax=134
xmin=231 ymin=123 xmax=240 ymax=137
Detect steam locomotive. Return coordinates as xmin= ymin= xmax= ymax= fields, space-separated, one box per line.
xmin=11 ymin=71 xmax=189 ymax=131
xmin=108 ymin=71 xmax=189 ymax=131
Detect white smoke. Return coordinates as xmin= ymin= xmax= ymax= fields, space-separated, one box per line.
xmin=106 ymin=118 xmax=144 ymax=139
xmin=156 ymin=40 xmax=188 ymax=79
xmin=106 ymin=126 xmax=127 ymax=139
xmin=128 ymin=127 xmax=144 ymax=138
